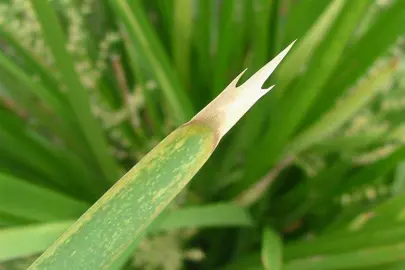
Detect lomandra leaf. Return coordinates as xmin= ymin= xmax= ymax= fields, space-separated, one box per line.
xmin=245 ymin=0 xmax=369 ymax=188
xmin=28 ymin=42 xmax=295 ymax=270
xmin=261 ymin=228 xmax=283 ymax=270
xmin=30 ymin=0 xmax=120 ymax=183
xmin=276 ymin=0 xmax=346 ymax=93
xmin=283 ymin=243 xmax=405 ymax=270
xmin=110 ymin=0 xmax=194 ymax=124
xmin=1 ymin=204 xmax=250 ymax=262
xmin=0 ymin=222 xmax=73 ymax=262
xmin=153 ymin=203 xmax=253 ymax=231
xmin=287 ymin=58 xmax=397 ymax=155
xmin=0 ymin=173 xmax=89 ymax=222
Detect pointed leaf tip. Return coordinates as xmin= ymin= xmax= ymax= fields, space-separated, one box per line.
xmin=188 ymin=41 xmax=296 ymax=140
xmin=242 ymin=40 xmax=296 ymax=91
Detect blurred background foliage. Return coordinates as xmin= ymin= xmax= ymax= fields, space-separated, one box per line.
xmin=1 ymin=0 xmax=405 ymax=269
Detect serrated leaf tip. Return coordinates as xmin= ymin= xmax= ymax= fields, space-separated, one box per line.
xmin=188 ymin=40 xmax=296 ymax=141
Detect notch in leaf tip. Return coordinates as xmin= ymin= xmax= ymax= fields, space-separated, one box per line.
xmin=189 ymin=40 xmax=296 ymax=140
xmin=241 ymin=39 xmax=297 ymax=94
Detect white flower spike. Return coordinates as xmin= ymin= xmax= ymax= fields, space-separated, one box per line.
xmin=189 ymin=40 xmax=296 ymax=141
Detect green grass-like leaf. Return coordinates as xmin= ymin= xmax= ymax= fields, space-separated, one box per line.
xmin=31 ymin=0 xmax=120 ymax=183
xmin=261 ymin=228 xmax=283 ymax=270
xmin=110 ymin=0 xmax=194 ymax=124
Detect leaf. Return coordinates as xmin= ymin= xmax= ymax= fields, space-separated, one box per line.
xmin=0 ymin=172 xmax=89 ymax=222
xmin=244 ymin=0 xmax=369 ymax=188
xmin=30 ymin=0 xmax=120 ymax=183
xmin=276 ymin=0 xmax=346 ymax=94
xmin=0 ymin=203 xmax=251 ymax=262
xmin=108 ymin=203 xmax=254 ymax=269
xmin=0 ymin=221 xmax=73 ymax=262
xmin=0 ymin=108 xmax=101 ymax=198
xmin=119 ymin=24 xmax=163 ymax=136
xmin=110 ymin=0 xmax=194 ymax=124
xmin=0 ymin=110 xmax=74 ymax=192
xmin=283 ymin=243 xmax=405 ymax=270
xmin=393 ymin=161 xmax=405 ymax=194
xmin=310 ymin=132 xmax=384 ymax=154
xmin=281 ymin=0 xmax=330 ymax=48
xmin=219 ymin=0 xmax=273 ymax=174
xmin=335 ymin=146 xmax=405 ymax=196
xmin=151 ymin=203 xmax=253 ymax=231
xmin=261 ymin=228 xmax=283 ymax=270
xmin=212 ymin=0 xmax=248 ymax=96
xmin=172 ymin=0 xmax=193 ymax=87
xmin=304 ymin=0 xmax=405 ymax=128
xmin=0 ymin=51 xmax=68 ymax=118
xmin=225 ymin=226 xmax=405 ymax=270
xmin=280 ymin=161 xmax=350 ymax=225
xmin=222 ymin=0 xmax=341 ymax=170
xmin=27 ymin=44 xmax=293 ymax=269
xmin=287 ymin=58 xmax=397 ymax=155
xmin=346 ymin=190 xmax=405 ymax=232
xmin=194 ymin=0 xmax=213 ymax=99
xmin=0 ymin=26 xmax=64 ymax=103
xmin=285 ymin=224 xmax=405 ymax=260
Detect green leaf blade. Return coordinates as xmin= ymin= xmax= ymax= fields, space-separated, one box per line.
xmin=261 ymin=228 xmax=283 ymax=270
